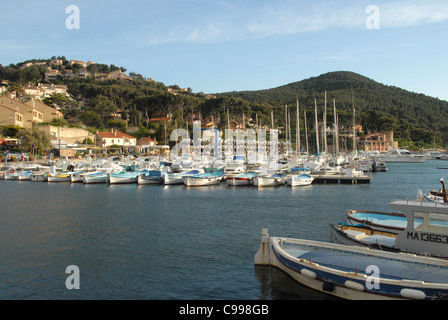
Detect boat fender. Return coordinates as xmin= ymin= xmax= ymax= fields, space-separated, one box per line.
xmin=400 ymin=288 xmax=426 ymax=300
xmin=344 ymin=280 xmax=365 ymax=292
xmin=300 ymin=268 xmax=317 ymax=279
xmin=322 ymin=281 xmax=335 ymax=292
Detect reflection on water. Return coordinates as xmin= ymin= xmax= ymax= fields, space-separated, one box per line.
xmin=254 ymin=266 xmax=337 ymax=300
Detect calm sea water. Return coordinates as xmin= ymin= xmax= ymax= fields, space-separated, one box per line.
xmin=0 ymin=161 xmax=446 ymax=300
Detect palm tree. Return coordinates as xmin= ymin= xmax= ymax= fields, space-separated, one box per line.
xmin=6 ymin=82 xmax=25 ymax=101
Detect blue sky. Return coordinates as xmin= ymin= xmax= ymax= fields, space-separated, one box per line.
xmin=1 ymin=0 xmax=447 ymax=101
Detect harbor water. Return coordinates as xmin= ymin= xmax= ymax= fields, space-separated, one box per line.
xmin=0 ymin=161 xmax=446 ymax=300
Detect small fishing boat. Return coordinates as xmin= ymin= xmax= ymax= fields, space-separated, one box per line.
xmin=47 ymin=172 xmax=71 ymax=182
xmin=330 ymin=223 xmax=399 ymax=252
xmin=163 ymin=169 xmax=204 ymax=185
xmin=18 ymin=170 xmax=33 ymax=181
xmin=252 ymin=173 xmax=285 ymax=187
xmin=254 ymin=228 xmax=448 ymax=300
xmin=70 ymin=171 xmax=87 ymax=183
xmin=31 ymin=172 xmax=48 ymax=182
xmin=226 ymin=171 xmax=258 ymax=186
xmin=109 ymin=171 xmax=139 ymax=184
xmin=345 ymin=210 xmax=407 ymax=233
xmin=286 ymin=173 xmax=314 ymax=187
xmin=182 ymin=172 xmax=224 ymax=187
xmin=138 ymin=170 xmax=164 ymax=185
xmin=4 ymin=171 xmax=19 ymax=180
xmin=340 ymin=197 xmax=448 ymax=258
xmin=83 ymin=171 xmax=109 ymax=184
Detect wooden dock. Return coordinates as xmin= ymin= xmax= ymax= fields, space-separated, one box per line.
xmin=311 ymin=174 xmax=373 ymax=184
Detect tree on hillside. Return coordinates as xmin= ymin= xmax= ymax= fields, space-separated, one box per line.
xmin=17 ymin=127 xmax=52 ymax=154
xmin=6 ymin=82 xmax=26 ymax=101
xmin=42 ymin=93 xmax=78 ymax=117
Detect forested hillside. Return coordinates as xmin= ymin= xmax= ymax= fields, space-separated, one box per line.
xmin=219 ymin=71 xmax=448 ymax=148
xmin=1 ymin=58 xmax=447 ymax=149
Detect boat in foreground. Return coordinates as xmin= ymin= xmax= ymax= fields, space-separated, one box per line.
xmin=337 ymin=198 xmax=448 ymax=258
xmin=254 ymin=228 xmax=448 ymax=300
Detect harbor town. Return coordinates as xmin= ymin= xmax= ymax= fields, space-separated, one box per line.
xmin=3 ymin=64 xmax=448 ymax=300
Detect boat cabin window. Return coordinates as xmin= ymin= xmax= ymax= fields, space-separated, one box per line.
xmin=414 ymin=211 xmax=448 ymax=233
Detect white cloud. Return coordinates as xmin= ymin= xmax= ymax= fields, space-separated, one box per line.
xmin=127 ymin=0 xmax=448 ymax=45
xmin=380 ymin=0 xmax=448 ymax=27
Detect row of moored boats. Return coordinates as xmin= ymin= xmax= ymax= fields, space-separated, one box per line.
xmin=0 ymin=160 xmax=316 ymax=187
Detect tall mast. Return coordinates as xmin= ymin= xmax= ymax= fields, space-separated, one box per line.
xmin=352 ymin=89 xmax=356 ymax=152
xmin=284 ymin=105 xmax=288 ymax=144
xmin=304 ymin=108 xmax=309 ymax=155
xmin=288 ymin=111 xmax=291 ymax=153
xmin=334 ymin=99 xmax=339 ymax=155
xmin=324 ymin=91 xmax=327 ymax=154
xmin=296 ymin=99 xmax=301 ymax=155
xmin=314 ymin=98 xmax=320 ymax=155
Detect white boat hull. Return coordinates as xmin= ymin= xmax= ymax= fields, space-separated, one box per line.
xmin=163 ymin=174 xmax=184 ymax=185
xmin=286 ymin=175 xmax=314 ymax=187
xmin=138 ymin=175 xmax=163 ymax=185
xmin=4 ymin=173 xmax=19 ymax=180
xmin=47 ymin=174 xmax=71 ymax=182
xmin=31 ymin=173 xmax=48 ymax=182
xmin=253 ymin=176 xmax=284 ymax=187
xmin=109 ymin=174 xmax=138 ymax=184
xmin=18 ymin=172 xmax=32 ymax=181
xmin=83 ymin=173 xmax=109 ymax=184
xmin=226 ymin=177 xmax=252 ymax=186
xmin=183 ymin=176 xmax=222 ymax=187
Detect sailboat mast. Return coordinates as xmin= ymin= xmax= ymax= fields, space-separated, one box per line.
xmin=314 ymin=98 xmax=320 ymax=155
xmin=296 ymin=99 xmax=301 ymax=155
xmin=304 ymin=109 xmax=309 ymax=155
xmin=324 ymin=91 xmax=327 ymax=154
xmin=352 ymin=89 xmax=356 ymax=152
xmin=334 ymin=99 xmax=339 ymax=155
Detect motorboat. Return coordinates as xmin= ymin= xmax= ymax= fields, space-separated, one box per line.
xmin=335 ymin=196 xmax=448 ymax=258
xmin=376 ymin=148 xmax=425 ymax=163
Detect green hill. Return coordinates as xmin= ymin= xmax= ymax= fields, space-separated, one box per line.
xmin=217 ymin=71 xmax=448 ymax=148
